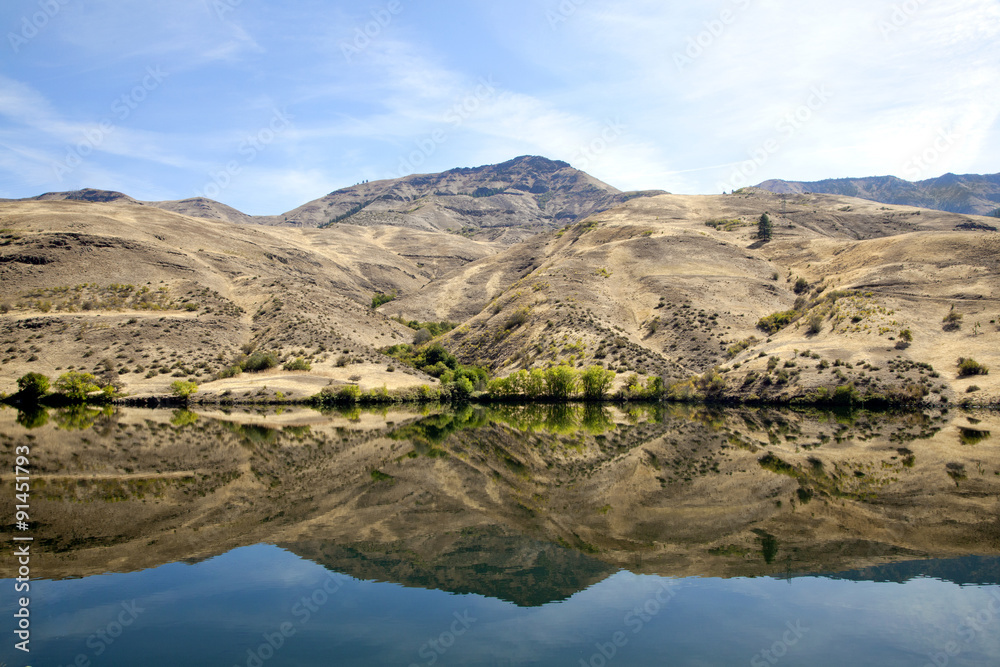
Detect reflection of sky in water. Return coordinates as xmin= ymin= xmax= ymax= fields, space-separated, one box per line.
xmin=3 ymin=544 xmax=999 ymax=667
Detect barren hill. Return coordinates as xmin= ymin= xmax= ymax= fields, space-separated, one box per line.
xmin=145 ymin=197 xmax=258 ymax=225
xmin=758 ymin=173 xmax=1000 ymax=217
xmin=0 ymin=199 xmax=498 ymax=399
xmin=262 ymin=155 xmax=667 ymax=243
xmin=1 ymin=172 xmax=999 ymax=407
xmin=384 ymin=189 xmax=1000 ymax=403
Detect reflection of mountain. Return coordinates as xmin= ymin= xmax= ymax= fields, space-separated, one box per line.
xmin=823 ymin=555 xmax=1000 ymax=587
xmin=3 ymin=405 xmax=999 ymax=599
xmin=283 ymin=525 xmax=617 ymax=607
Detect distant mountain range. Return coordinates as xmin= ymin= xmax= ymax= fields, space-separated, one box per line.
xmin=4 ymin=156 xmax=665 ymax=244
xmin=758 ymin=172 xmax=1000 ymax=217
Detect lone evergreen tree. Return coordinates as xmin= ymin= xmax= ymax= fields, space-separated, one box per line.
xmin=758 ymin=212 xmax=773 ymax=241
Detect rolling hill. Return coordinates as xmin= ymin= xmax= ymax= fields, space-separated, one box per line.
xmin=0 ymin=199 xmax=498 ymax=399
xmin=384 ymin=189 xmax=1000 ymax=404
xmin=0 ymin=161 xmax=998 ymax=406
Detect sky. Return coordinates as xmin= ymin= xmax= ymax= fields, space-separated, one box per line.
xmin=0 ymin=0 xmax=998 ymax=215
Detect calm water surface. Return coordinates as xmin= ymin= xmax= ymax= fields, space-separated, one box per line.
xmin=1 ymin=404 xmax=998 ymax=666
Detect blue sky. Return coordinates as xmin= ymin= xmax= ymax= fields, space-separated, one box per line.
xmin=1 ymin=0 xmax=998 ymax=215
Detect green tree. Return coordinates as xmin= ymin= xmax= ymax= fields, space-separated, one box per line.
xmin=580 ymin=366 xmax=616 ymax=400
xmin=758 ymin=212 xmax=773 ymax=242
xmin=524 ymin=369 xmax=547 ymax=398
xmin=450 ymin=376 xmax=474 ymax=401
xmin=170 ymin=380 xmax=199 ymax=400
xmin=544 ymin=365 xmax=578 ymax=399
xmin=16 ymin=372 xmax=50 ymax=401
xmin=55 ymin=371 xmax=100 ymax=402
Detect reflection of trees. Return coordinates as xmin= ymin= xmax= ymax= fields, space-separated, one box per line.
xmin=580 ymin=405 xmax=614 ymax=434
xmin=389 ymin=406 xmax=489 ymax=446
xmin=221 ymin=421 xmax=280 ymax=445
xmin=16 ymin=405 xmax=49 ymax=429
xmin=758 ymin=531 xmax=779 ymax=564
xmin=170 ymin=409 xmax=200 ymax=427
xmin=53 ymin=405 xmax=112 ymax=431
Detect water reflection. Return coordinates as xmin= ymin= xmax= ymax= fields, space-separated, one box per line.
xmin=3 ymin=403 xmax=1000 ymax=666
xmin=2 ymin=403 xmax=999 ymax=591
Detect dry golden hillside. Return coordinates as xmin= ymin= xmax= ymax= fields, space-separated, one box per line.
xmin=2 ymin=188 xmax=998 ymax=406
xmin=0 ymin=200 xmax=498 ymax=398
xmin=383 ymin=189 xmax=999 ymax=404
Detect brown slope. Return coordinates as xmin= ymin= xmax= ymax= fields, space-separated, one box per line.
xmin=384 ymin=190 xmax=1000 ymax=402
xmin=0 ymin=200 xmax=497 ymax=398
xmin=146 ymin=197 xmax=258 ymax=225
xmin=6 ymin=188 xmax=258 ymax=225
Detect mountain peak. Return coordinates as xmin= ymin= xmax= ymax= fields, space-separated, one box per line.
xmin=270 ymin=156 xmax=661 ymax=243
xmin=497 ymin=155 xmax=571 ymax=171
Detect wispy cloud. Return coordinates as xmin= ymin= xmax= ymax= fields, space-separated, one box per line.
xmin=0 ymin=0 xmax=996 ymax=211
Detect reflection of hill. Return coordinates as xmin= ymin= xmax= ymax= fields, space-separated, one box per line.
xmin=283 ymin=525 xmax=617 ymax=607
xmin=3 ymin=405 xmax=999 ymax=599
xmin=823 ymin=555 xmax=1000 ymax=587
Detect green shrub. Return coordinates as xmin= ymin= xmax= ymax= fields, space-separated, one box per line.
xmin=793 ymin=277 xmax=810 ymax=294
xmin=832 ymin=384 xmax=860 ymax=406
xmin=757 ymin=310 xmax=799 ymax=334
xmin=504 ymin=307 xmax=531 ymax=330
xmin=727 ymin=337 xmax=758 ymax=358
xmin=283 ymin=357 xmax=311 ymax=371
xmin=371 ymin=292 xmax=396 ymax=309
xmin=218 ymin=365 xmax=242 ymax=379
xmin=806 ymin=312 xmax=823 ymax=334
xmin=943 ymin=309 xmax=963 ymax=331
xmin=957 ymin=358 xmax=989 ymax=377
xmin=243 ymin=351 xmax=278 ymax=373
xmin=544 ymin=365 xmax=578 ymax=399
xmin=450 ymin=376 xmax=474 ymax=400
